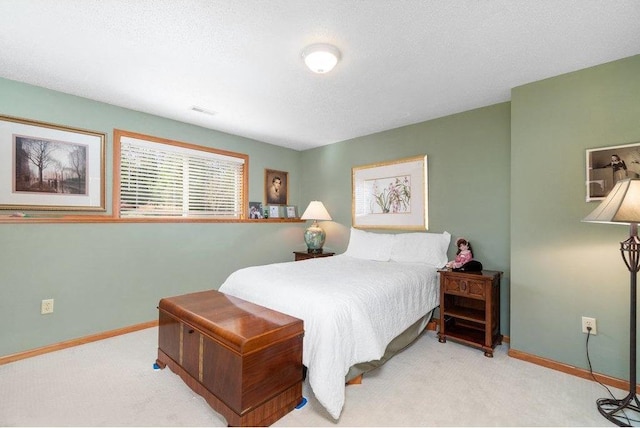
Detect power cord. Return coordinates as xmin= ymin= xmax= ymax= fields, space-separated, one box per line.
xmin=586 ymin=326 xmax=637 ymax=425
xmin=586 ymin=327 xmax=617 ymax=397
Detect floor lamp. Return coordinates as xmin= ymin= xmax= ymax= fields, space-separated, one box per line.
xmin=584 ymin=178 xmax=640 ymax=426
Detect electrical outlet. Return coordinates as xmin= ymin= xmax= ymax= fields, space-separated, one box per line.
xmin=582 ymin=316 xmax=597 ymax=335
xmin=41 ymin=299 xmax=54 ymax=315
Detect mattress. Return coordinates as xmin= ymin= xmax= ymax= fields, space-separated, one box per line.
xmin=218 ymin=254 xmax=440 ymax=419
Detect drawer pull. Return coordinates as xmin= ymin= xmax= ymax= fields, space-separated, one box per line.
xmin=188 ymin=329 xmax=195 ymax=334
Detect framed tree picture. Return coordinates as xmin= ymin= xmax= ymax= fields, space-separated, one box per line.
xmin=0 ymin=115 xmax=106 ymax=211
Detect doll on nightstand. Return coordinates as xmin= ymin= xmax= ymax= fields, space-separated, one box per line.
xmin=446 ymin=237 xmax=474 ymax=269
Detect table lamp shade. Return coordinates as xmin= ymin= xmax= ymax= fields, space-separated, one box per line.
xmin=301 ymin=201 xmax=332 ymax=221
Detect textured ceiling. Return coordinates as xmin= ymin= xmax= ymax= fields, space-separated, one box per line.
xmin=0 ymin=1 xmax=639 ymax=151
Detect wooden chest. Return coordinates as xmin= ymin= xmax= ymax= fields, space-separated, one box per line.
xmin=156 ymin=290 xmax=304 ymax=426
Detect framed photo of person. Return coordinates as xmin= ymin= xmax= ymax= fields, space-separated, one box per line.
xmin=248 ymin=201 xmax=263 ymax=219
xmin=286 ymin=205 xmax=297 ymax=218
xmin=265 ymin=169 xmax=288 ymax=205
xmin=586 ymin=141 xmax=640 ymax=202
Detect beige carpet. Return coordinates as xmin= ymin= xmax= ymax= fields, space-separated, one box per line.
xmin=0 ymin=326 xmax=620 ymax=426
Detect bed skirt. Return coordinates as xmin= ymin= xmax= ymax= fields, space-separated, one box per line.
xmin=345 ymin=309 xmax=434 ymax=382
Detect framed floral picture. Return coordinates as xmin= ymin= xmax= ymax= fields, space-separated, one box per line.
xmin=352 ymin=155 xmax=428 ymax=230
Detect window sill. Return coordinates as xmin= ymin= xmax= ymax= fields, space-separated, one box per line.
xmin=0 ymin=215 xmax=305 ymax=224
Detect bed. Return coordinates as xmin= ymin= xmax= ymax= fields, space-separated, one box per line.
xmin=218 ymin=228 xmax=451 ymax=419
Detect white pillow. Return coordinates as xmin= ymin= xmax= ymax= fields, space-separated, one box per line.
xmin=390 ymin=231 xmax=451 ymax=266
xmin=343 ymin=228 xmax=394 ymax=261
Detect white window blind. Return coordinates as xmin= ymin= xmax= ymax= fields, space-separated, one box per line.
xmin=118 ymin=136 xmax=245 ymax=218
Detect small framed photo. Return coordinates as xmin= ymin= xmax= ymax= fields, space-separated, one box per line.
xmin=586 ymin=141 xmax=640 ymax=201
xmin=248 ymin=201 xmax=263 ymax=219
xmin=265 ymin=168 xmax=288 ymax=205
xmin=286 ymin=205 xmax=297 ymax=218
xmin=269 ymin=205 xmax=280 ymax=218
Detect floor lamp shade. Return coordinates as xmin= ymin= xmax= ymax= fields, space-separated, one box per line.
xmin=583 ymin=178 xmax=640 ymax=426
xmin=583 ymin=178 xmax=640 ymax=224
xmin=301 ymin=201 xmax=332 ymax=253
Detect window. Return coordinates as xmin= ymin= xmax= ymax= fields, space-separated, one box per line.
xmin=114 ymin=130 xmax=247 ymax=220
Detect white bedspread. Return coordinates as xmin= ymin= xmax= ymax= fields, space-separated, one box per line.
xmin=218 ymin=254 xmax=440 ymax=419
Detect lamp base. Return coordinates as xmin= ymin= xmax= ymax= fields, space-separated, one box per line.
xmin=597 ymin=393 xmax=640 ymax=426
xmin=304 ymin=221 xmax=326 ymax=254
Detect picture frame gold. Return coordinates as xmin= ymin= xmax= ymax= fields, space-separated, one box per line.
xmin=0 ymin=115 xmax=106 ymax=211
xmin=265 ymin=168 xmax=288 ymax=205
xmin=352 ymin=155 xmax=428 ymax=230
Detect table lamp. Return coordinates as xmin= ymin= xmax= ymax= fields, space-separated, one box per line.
xmin=301 ymin=201 xmax=332 ymax=253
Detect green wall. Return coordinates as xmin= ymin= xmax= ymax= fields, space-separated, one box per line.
xmin=510 ymin=55 xmax=640 ymax=379
xmin=0 ymin=79 xmax=305 ymax=357
xmin=3 ymin=54 xmax=638 ymax=388
xmin=300 ymin=103 xmax=512 ymax=333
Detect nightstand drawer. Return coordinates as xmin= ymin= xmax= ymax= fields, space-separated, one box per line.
xmin=443 ymin=276 xmax=486 ymax=299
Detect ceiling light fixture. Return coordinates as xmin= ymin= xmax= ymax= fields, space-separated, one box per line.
xmin=301 ymin=43 xmax=341 ymax=74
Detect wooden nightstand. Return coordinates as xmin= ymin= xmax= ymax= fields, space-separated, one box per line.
xmin=293 ymin=251 xmax=335 ymax=261
xmin=437 ymin=269 xmax=502 ymax=357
